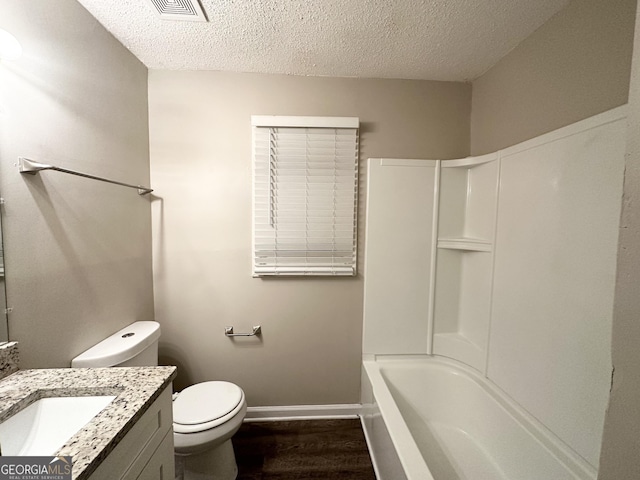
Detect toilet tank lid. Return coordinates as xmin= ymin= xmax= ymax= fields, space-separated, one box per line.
xmin=71 ymin=321 xmax=161 ymax=368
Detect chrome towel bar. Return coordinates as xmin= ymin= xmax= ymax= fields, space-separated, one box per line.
xmin=18 ymin=157 xmax=153 ymax=195
xmin=225 ymin=325 xmax=262 ymax=337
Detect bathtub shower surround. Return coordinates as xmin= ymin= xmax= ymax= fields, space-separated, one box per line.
xmin=0 ymin=341 xmax=18 ymax=379
xmin=361 ymin=107 xmax=627 ymax=480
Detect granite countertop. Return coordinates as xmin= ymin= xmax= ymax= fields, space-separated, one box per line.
xmin=0 ymin=366 xmax=177 ymax=480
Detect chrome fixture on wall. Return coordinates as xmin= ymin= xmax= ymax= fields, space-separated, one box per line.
xmin=18 ymin=158 xmax=154 ymax=195
xmin=224 ymin=326 xmax=262 ymax=337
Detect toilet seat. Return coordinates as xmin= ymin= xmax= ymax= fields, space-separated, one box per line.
xmin=173 ymin=381 xmax=245 ymax=434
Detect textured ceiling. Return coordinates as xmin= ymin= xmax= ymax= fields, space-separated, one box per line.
xmin=77 ymin=0 xmax=570 ymax=81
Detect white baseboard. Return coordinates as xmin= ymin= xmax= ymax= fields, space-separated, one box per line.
xmin=244 ymin=403 xmax=363 ymax=422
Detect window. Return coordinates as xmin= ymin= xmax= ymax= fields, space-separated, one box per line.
xmin=252 ymin=116 xmax=359 ymax=276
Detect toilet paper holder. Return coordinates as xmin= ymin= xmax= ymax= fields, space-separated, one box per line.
xmin=225 ymin=325 xmax=262 ymax=337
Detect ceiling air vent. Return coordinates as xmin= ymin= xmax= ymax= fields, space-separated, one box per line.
xmin=144 ymin=0 xmax=208 ymax=22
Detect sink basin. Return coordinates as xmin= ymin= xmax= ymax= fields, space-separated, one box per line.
xmin=0 ymin=395 xmax=116 ymax=456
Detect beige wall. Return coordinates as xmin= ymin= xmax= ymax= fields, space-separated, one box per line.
xmin=598 ymin=3 xmax=640 ymax=478
xmin=0 ymin=0 xmax=153 ymax=367
xmin=471 ymin=0 xmax=636 ymax=155
xmin=149 ymin=71 xmax=470 ymax=405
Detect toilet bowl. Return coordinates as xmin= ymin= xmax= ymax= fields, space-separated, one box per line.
xmin=173 ymin=381 xmax=247 ymax=479
xmin=71 ymin=321 xmax=246 ymax=480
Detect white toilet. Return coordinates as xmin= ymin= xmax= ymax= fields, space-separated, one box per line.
xmin=71 ymin=321 xmax=247 ymax=480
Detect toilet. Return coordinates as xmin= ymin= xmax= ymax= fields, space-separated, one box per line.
xmin=71 ymin=321 xmax=246 ymax=480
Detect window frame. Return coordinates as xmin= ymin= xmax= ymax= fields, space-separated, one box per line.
xmin=251 ymin=115 xmax=360 ymax=277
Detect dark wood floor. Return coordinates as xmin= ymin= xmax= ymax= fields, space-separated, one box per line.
xmin=232 ymin=419 xmax=377 ymax=480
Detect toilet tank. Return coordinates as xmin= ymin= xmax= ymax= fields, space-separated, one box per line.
xmin=71 ymin=321 xmax=161 ymax=368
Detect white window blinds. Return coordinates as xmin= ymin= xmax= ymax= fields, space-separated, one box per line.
xmin=252 ymin=116 xmax=359 ymax=276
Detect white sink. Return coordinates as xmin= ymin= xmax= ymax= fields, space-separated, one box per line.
xmin=0 ymin=395 xmax=116 ymax=456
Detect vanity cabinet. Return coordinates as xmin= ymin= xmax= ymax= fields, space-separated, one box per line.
xmin=89 ymin=386 xmax=174 ymax=480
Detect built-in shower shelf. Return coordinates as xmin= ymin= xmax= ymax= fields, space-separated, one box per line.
xmin=437 ymin=237 xmax=492 ymax=252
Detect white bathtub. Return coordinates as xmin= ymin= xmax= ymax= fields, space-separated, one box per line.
xmin=361 ymin=356 xmax=596 ymax=480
